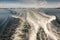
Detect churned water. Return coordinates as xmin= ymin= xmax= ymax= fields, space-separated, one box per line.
xmin=0 ymin=8 xmax=60 ymax=40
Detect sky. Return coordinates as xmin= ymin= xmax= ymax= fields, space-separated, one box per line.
xmin=0 ymin=0 xmax=60 ymax=8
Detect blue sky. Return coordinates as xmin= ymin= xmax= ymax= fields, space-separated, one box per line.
xmin=0 ymin=0 xmax=60 ymax=8
xmin=0 ymin=0 xmax=59 ymax=3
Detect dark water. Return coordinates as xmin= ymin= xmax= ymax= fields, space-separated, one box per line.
xmin=0 ymin=9 xmax=11 ymax=33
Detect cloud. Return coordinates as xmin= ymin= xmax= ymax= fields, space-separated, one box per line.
xmin=0 ymin=0 xmax=60 ymax=8
xmin=0 ymin=3 xmax=57 ymax=8
xmin=19 ymin=0 xmax=47 ymax=7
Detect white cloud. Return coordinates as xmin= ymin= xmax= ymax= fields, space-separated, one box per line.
xmin=0 ymin=0 xmax=60 ymax=8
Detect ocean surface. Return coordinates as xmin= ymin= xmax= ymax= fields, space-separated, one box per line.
xmin=0 ymin=8 xmax=60 ymax=40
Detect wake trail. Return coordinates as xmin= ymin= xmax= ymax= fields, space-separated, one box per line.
xmin=11 ymin=10 xmax=59 ymax=40
xmin=27 ymin=10 xmax=57 ymax=40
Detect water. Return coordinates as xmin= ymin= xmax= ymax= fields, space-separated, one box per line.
xmin=0 ymin=8 xmax=60 ymax=40
xmin=0 ymin=9 xmax=11 ymax=33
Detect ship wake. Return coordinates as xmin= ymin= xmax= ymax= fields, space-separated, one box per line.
xmin=11 ymin=10 xmax=60 ymax=40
